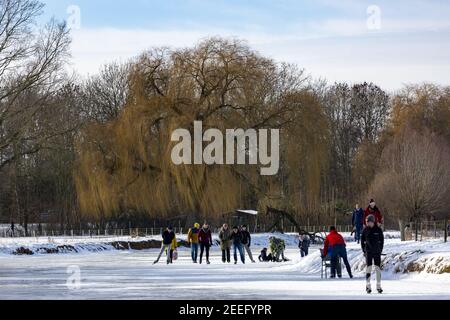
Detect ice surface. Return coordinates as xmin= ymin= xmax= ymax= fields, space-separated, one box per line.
xmin=0 ymin=234 xmax=449 ymax=300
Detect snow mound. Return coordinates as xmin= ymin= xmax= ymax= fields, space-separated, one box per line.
xmin=286 ymin=238 xmax=450 ymax=275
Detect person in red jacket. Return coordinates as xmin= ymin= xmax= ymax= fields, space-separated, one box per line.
xmin=323 ymin=227 xmax=353 ymax=279
xmin=364 ymin=199 xmax=383 ymax=227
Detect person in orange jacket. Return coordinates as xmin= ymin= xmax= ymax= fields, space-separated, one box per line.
xmin=188 ymin=223 xmax=200 ymax=263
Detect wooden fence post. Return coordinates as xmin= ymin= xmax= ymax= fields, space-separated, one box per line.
xmin=445 ymin=219 xmax=448 ymax=243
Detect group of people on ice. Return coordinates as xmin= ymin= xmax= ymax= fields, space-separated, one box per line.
xmin=259 ymin=236 xmax=289 ymax=262
xmin=218 ymin=224 xmax=255 ymax=264
xmin=323 ymin=199 xmax=385 ymax=294
xmin=154 ymin=222 xmax=290 ymax=265
xmin=154 ymin=199 xmax=386 ymax=294
xmin=187 ymin=222 xmax=213 ymax=264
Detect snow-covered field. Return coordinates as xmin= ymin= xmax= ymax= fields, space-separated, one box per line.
xmin=0 ymin=233 xmax=449 ymax=300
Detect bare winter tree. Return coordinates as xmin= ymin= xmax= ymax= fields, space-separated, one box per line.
xmin=321 ymin=82 xmax=390 ymax=203
xmin=81 ymin=62 xmax=131 ymax=123
xmin=370 ymin=127 xmax=450 ymax=240
xmin=0 ymin=0 xmax=71 ymax=170
xmin=0 ymin=0 xmax=71 ymax=232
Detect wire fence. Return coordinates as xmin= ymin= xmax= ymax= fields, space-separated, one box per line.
xmin=4 ymin=222 xmax=447 ymax=241
xmin=404 ymin=220 xmax=449 ymax=242
xmin=0 ymin=224 xmax=356 ymax=239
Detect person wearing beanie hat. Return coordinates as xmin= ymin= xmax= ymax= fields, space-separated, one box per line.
xmin=361 ymin=214 xmax=385 ymax=294
xmin=364 ymin=199 xmax=383 ymax=227
xmin=188 ymin=223 xmax=201 ymax=263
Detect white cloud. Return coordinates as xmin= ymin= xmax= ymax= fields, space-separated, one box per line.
xmin=67 ymin=26 xmax=450 ymax=90
xmin=68 ymin=28 xmax=209 ymax=75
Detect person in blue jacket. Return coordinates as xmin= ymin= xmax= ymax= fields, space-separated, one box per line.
xmin=352 ymin=204 xmax=364 ymax=244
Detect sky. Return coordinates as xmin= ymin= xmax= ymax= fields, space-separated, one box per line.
xmin=40 ymin=0 xmax=450 ymax=91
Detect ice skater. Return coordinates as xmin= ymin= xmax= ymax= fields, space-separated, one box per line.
xmin=188 ymin=223 xmax=200 ymax=263
xmin=231 ymin=226 xmax=245 ymax=264
xmin=219 ymin=224 xmax=232 ymax=263
xmin=240 ymin=225 xmax=256 ymax=263
xmin=361 ymin=215 xmax=384 ymax=294
xmin=198 ymin=223 xmax=213 ymax=264
xmin=154 ymin=226 xmax=176 ymax=265
xmin=352 ymin=204 xmax=364 ymax=244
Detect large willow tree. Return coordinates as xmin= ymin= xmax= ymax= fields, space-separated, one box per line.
xmin=74 ymin=38 xmax=330 ymax=225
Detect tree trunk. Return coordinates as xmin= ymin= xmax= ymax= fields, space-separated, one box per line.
xmin=445 ymin=218 xmax=448 ymax=243
xmin=24 ymin=213 xmax=28 ymax=237
xmin=398 ymin=219 xmax=406 ymax=241
xmin=414 ymin=219 xmax=419 ymax=242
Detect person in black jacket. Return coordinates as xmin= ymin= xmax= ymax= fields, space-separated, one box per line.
xmin=231 ymin=226 xmax=245 ymax=264
xmin=361 ymin=215 xmax=384 ymax=294
xmin=154 ymin=226 xmax=175 ymax=265
xmin=258 ymin=248 xmax=273 ymax=262
xmin=241 ymin=225 xmax=256 ymax=263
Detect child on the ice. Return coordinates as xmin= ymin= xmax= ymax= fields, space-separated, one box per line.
xmin=298 ymin=234 xmax=310 ymax=257
xmin=258 ymin=248 xmax=273 ymax=262
xmin=361 ymin=214 xmax=384 ymax=294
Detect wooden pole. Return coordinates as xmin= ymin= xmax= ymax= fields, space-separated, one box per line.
xmin=445 ymin=219 xmax=448 ymax=243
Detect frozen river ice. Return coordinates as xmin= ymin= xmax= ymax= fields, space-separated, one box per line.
xmin=1 ymin=246 xmax=450 ymax=300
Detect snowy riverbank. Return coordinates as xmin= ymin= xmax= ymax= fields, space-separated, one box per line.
xmin=0 ymin=232 xmax=400 ymax=255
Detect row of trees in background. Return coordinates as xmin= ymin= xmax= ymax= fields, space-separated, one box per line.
xmin=0 ymin=0 xmax=449 ymax=233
